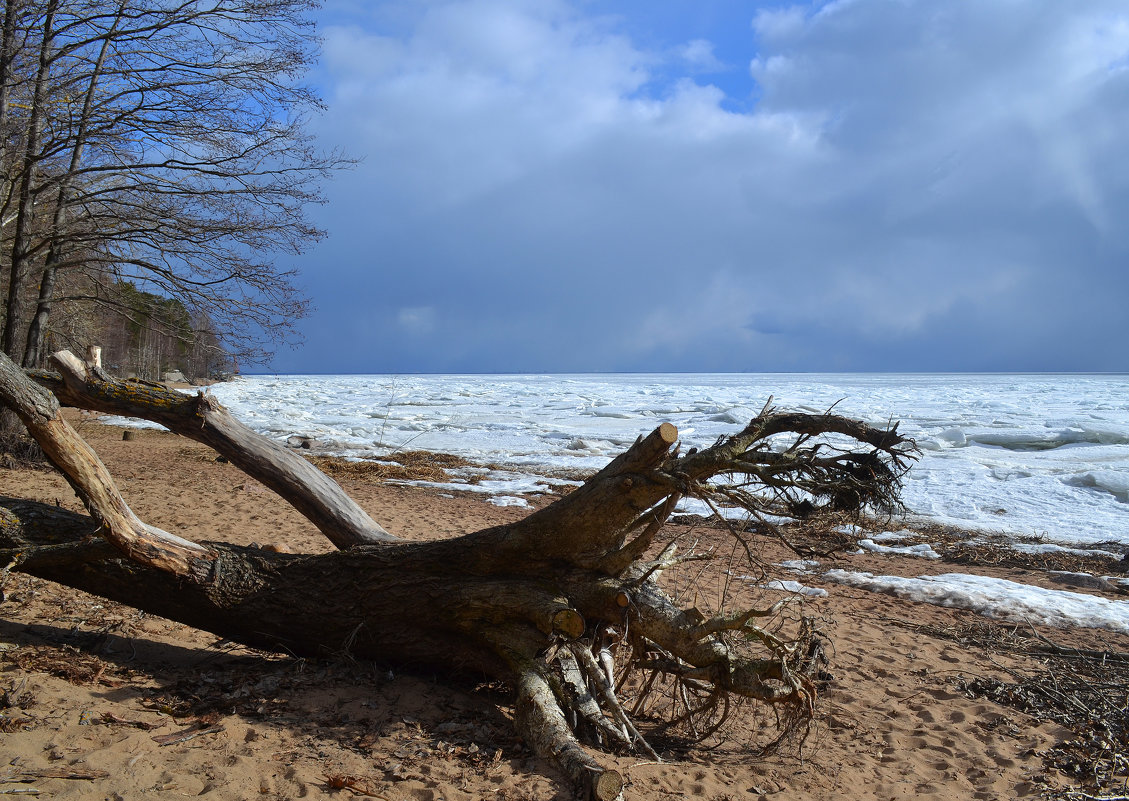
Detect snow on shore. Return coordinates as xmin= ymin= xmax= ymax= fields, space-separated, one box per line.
xmin=822 ymin=569 xmax=1129 ymax=633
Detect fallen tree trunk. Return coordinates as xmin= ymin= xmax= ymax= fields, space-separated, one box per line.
xmin=28 ymin=352 xmax=394 ymax=548
xmin=0 ymin=350 xmax=916 ymax=800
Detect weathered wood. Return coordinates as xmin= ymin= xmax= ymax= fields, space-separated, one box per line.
xmin=36 ymin=350 xmax=396 ymax=548
xmin=515 ymin=668 xmax=624 ymax=801
xmin=0 ymin=497 xmax=631 ymax=682
xmin=0 ymin=353 xmax=214 ymax=580
xmin=502 ymin=421 xmax=680 ymax=562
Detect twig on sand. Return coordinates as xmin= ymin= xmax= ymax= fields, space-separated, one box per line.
xmin=2 ymin=768 xmax=109 ymax=781
xmin=152 ymin=722 xmax=225 ymax=746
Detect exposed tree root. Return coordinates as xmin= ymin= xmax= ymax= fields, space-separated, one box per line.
xmin=0 ymin=350 xmax=916 ymax=799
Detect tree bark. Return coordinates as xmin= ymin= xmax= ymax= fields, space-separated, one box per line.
xmin=0 ymin=350 xmax=916 ymax=799
xmin=30 ymin=352 xmax=394 ymax=547
xmin=22 ymin=1 xmax=123 ymax=368
xmin=1 ymin=0 xmax=56 ymax=361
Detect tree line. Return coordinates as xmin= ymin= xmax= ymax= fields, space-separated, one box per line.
xmin=91 ymin=281 xmax=232 ymax=381
xmin=0 ymin=0 xmax=344 ymax=384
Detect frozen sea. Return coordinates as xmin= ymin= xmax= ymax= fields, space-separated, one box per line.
xmin=197 ymin=373 xmax=1129 ymax=550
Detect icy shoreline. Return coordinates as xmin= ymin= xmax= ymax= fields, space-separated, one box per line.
xmin=110 ymin=372 xmax=1129 ymax=548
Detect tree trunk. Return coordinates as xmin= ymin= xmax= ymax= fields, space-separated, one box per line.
xmin=21 ymin=2 xmax=122 ymax=369
xmin=1 ymin=0 xmax=56 ymax=361
xmin=0 ymin=350 xmax=916 ymax=799
xmin=30 ymin=351 xmax=394 ymax=547
xmin=0 ymin=0 xmax=20 ymax=149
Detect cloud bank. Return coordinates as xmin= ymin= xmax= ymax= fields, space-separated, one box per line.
xmin=278 ymin=0 xmax=1129 ymax=373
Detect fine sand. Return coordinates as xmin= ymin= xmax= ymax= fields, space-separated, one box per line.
xmin=2 ymin=414 xmax=1126 ymax=800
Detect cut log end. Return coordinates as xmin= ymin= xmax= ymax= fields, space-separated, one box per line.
xmin=552 ymin=608 xmax=586 ymax=640
xmin=656 ymin=422 xmax=678 ymax=445
xmin=592 ymin=769 xmax=624 ymax=801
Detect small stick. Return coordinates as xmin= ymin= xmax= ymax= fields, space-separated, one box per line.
xmin=153 ymin=724 xmax=224 ymax=746
xmin=3 ymin=768 xmax=109 ymax=781
xmin=571 ymin=643 xmax=660 ymax=761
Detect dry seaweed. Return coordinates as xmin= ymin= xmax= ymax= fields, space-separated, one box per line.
xmin=304 ymin=450 xmax=475 ymax=484
xmin=942 ymin=543 xmax=1125 ymax=576
xmin=2 ymin=645 xmax=114 ymax=685
xmin=950 ymin=631 xmax=1129 ymax=798
xmin=906 ymin=525 xmax=1128 ymax=576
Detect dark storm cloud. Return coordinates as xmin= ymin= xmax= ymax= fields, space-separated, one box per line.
xmin=271 ymin=0 xmax=1129 ymax=373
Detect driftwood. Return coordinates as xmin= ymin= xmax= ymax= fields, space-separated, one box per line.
xmin=0 ymin=350 xmax=916 ymax=800
xmin=28 ymin=351 xmax=393 ymax=548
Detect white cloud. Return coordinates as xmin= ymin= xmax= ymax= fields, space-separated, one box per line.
xmin=397 ymin=306 xmax=437 ymax=334
xmin=751 ymin=6 xmax=806 ymax=40
xmin=675 ymin=38 xmax=723 ymax=72
xmin=291 ymin=0 xmax=1129 ymax=373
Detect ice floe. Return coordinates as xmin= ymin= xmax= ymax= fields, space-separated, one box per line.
xmin=856 ymin=539 xmax=942 ymax=559
xmin=107 ymin=372 xmax=1127 ymax=547
xmin=822 ymin=570 xmax=1129 ymax=633
xmin=762 ymin=579 xmax=828 ymax=597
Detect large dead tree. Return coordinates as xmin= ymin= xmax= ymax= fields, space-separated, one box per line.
xmin=0 ymin=350 xmax=916 ymax=800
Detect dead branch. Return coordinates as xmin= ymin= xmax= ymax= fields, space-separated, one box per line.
xmin=0 ymin=351 xmax=214 ymax=580
xmin=31 ymin=351 xmax=395 ymax=548
xmin=0 ymin=349 xmax=918 ymax=799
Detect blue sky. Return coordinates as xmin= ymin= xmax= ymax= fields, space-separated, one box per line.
xmin=268 ymin=0 xmax=1129 ymax=374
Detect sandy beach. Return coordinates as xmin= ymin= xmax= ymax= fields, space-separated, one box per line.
xmin=2 ymin=415 xmax=1126 ymax=800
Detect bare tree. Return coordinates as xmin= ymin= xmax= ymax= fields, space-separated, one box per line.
xmin=0 ymin=350 xmax=917 ymax=800
xmin=1 ymin=0 xmax=56 ymax=359
xmin=20 ymin=0 xmax=122 ymax=367
xmin=0 ymin=0 xmax=347 ymax=372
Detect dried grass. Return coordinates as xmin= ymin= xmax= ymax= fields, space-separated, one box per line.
xmin=3 ymin=644 xmax=113 ymax=685
xmin=0 ymin=430 xmax=47 ymax=469
xmin=306 ymin=450 xmax=475 ymax=484
xmin=909 ymin=621 xmax=1129 ymax=799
